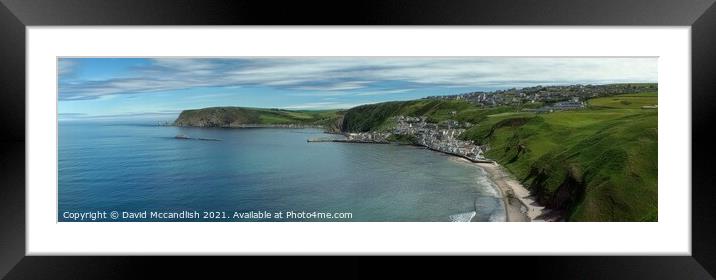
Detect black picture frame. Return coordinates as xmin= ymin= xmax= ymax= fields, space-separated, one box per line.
xmin=1 ymin=0 xmax=715 ymax=278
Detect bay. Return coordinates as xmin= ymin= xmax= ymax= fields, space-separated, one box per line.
xmin=58 ymin=122 xmax=505 ymax=222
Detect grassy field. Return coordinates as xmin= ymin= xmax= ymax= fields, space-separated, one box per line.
xmin=174 ymin=107 xmax=342 ymax=128
xmin=459 ymin=93 xmax=658 ymax=221
xmin=256 ymin=109 xmax=340 ymax=125
xmin=588 ymin=92 xmax=658 ymax=109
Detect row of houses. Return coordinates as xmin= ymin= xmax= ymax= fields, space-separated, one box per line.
xmin=393 ymin=116 xmax=485 ymax=161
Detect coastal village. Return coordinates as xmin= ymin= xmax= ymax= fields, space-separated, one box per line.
xmin=426 ymin=83 xmax=656 ymax=108
xmin=339 ymin=115 xmax=487 ymax=162
xmin=393 ymin=116 xmax=485 ymax=161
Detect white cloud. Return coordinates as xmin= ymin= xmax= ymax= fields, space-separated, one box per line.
xmin=58 ymin=59 xmax=76 ymax=75
xmin=59 ymin=57 xmax=657 ymax=101
xmin=355 ymin=88 xmax=415 ymax=96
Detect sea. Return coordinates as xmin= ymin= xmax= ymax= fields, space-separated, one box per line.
xmin=58 ymin=121 xmax=505 ymax=222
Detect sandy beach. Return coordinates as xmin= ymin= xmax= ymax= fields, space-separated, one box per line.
xmin=474 ymin=161 xmax=545 ymax=222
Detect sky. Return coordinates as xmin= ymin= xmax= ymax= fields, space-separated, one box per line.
xmin=58 ymin=57 xmax=657 ymax=121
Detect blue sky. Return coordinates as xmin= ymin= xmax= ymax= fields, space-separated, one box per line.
xmin=58 ymin=57 xmax=657 ymax=121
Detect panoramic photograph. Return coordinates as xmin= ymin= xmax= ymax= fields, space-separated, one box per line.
xmin=58 ymin=57 xmax=658 ymax=222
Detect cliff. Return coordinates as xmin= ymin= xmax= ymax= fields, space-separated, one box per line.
xmin=173 ymin=107 xmax=343 ymax=129
xmin=464 ymin=94 xmax=658 ymax=221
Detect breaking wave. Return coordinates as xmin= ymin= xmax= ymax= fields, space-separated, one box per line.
xmin=476 ymin=175 xmax=501 ymax=198
xmin=449 ymin=211 xmax=476 ymax=222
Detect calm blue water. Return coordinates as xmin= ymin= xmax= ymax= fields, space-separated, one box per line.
xmin=58 ymin=122 xmax=505 ymax=222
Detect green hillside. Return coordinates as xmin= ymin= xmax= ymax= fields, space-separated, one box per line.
xmin=174 ymin=107 xmax=342 ymax=130
xmin=342 ymin=99 xmax=513 ymax=132
xmin=341 ymin=93 xmax=658 ymax=221
xmin=588 ymin=92 xmax=658 ymax=109
xmin=459 ymin=93 xmax=658 ymax=221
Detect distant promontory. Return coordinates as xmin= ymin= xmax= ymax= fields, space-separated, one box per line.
xmin=173 ymin=107 xmax=344 ymax=131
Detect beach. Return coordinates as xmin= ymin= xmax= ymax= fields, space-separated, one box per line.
xmin=473 ymin=161 xmax=546 ymax=222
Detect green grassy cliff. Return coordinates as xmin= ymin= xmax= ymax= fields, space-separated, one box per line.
xmin=459 ymin=94 xmax=657 ymax=221
xmin=340 ymin=93 xmax=658 ymax=222
xmin=174 ymin=107 xmax=343 ymax=130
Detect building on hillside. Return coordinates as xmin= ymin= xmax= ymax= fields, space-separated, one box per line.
xmin=534 ymin=100 xmax=585 ymax=113
xmin=552 ymin=101 xmax=585 ymax=110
